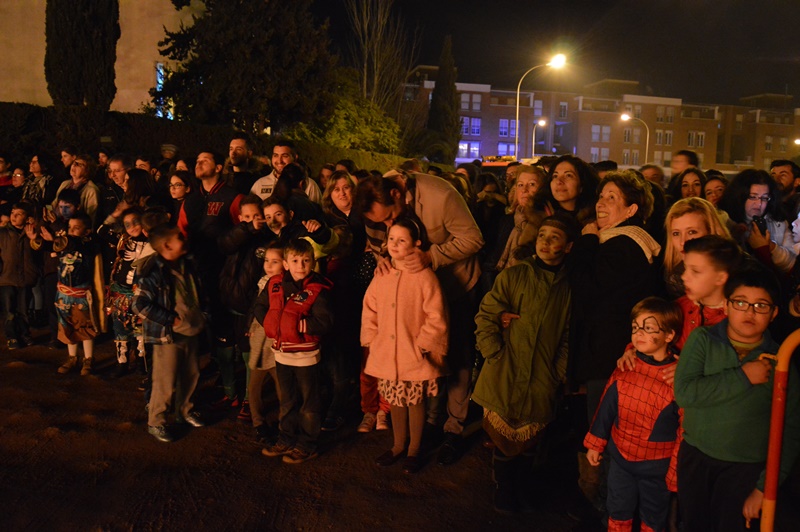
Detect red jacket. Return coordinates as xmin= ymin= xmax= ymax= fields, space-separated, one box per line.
xmin=262 ymin=271 xmax=333 ymax=352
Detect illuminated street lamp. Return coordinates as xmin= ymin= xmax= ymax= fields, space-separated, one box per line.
xmin=621 ymin=113 xmax=650 ymax=166
xmin=794 ymin=138 xmax=800 ymax=145
xmin=531 ymin=119 xmax=547 ymax=157
xmin=514 ymin=54 xmax=566 ymax=159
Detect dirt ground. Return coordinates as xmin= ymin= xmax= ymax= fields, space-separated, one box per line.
xmin=2 ymin=328 xmax=799 ymax=531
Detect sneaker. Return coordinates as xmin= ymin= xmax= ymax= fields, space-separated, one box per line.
xmin=212 ymin=395 xmax=240 ymax=410
xmin=148 ymin=425 xmax=173 ymax=443
xmin=282 ymin=447 xmax=318 ymax=464
xmin=237 ymin=401 xmax=252 ymax=423
xmin=58 ymin=357 xmax=78 ymax=374
xmin=7 ymin=339 xmax=20 ymax=350
xmin=179 ymin=411 xmax=205 ymax=427
xmin=357 ymin=412 xmax=377 ymax=433
xmin=376 ymin=410 xmax=390 ymax=431
xmin=321 ymin=416 xmax=344 ymax=432
xmin=261 ymin=440 xmax=294 ymax=457
xmin=80 ymin=358 xmax=93 ymax=376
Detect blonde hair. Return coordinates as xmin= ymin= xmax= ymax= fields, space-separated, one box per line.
xmin=510 ymin=165 xmax=545 ymax=210
xmin=663 ymin=197 xmax=731 ymax=274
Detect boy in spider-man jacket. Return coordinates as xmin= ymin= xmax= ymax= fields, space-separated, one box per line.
xmin=584 ymin=297 xmax=683 ymax=532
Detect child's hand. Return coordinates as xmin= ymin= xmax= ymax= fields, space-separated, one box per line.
xmin=40 ymin=226 xmax=53 ymax=242
xmin=586 ymin=449 xmax=601 ymax=466
xmin=742 ymin=359 xmax=771 ymax=385
xmin=616 ymin=347 xmax=637 ymax=371
xmin=302 ymin=219 xmax=321 ymax=233
xmin=742 ymin=488 xmax=764 ymax=528
xmin=500 ymin=312 xmax=520 ymax=329
xmin=24 ymin=222 xmax=38 ymax=240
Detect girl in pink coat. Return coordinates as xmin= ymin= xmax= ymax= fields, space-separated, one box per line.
xmin=361 ymin=216 xmax=448 ymax=473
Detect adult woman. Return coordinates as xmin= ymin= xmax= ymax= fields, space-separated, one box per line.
xmin=320 ymin=171 xmax=371 ymax=431
xmin=662 ymin=197 xmax=731 ymax=297
xmin=22 ymin=153 xmax=59 ymax=210
xmin=666 ymin=167 xmax=706 ymax=203
xmin=316 ymin=163 xmax=335 ymax=190
xmin=530 ymin=154 xmax=599 ymax=228
xmin=495 ymin=165 xmax=545 ymax=270
xmin=52 ymin=154 xmax=100 ymax=226
xmin=703 ymin=171 xmax=727 ymax=207
xmin=568 ymin=170 xmax=661 ymax=415
xmin=718 ymin=169 xmax=795 ymax=272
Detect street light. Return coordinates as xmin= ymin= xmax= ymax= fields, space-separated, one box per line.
xmin=621 ymin=113 xmax=650 ymax=166
xmin=514 ymin=54 xmax=566 ymax=159
xmin=531 ymin=119 xmax=547 ymax=157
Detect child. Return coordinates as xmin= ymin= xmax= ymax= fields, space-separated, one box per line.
xmin=0 ymin=202 xmax=38 ymax=349
xmin=246 ymin=241 xmax=284 ymax=442
xmin=106 ymin=207 xmax=149 ymax=377
xmin=132 ymin=224 xmax=207 ymax=443
xmin=674 ymin=261 xmax=800 ymax=531
xmin=474 ymin=213 xmax=576 ymax=513
xmin=584 ymin=297 xmax=683 ymax=531
xmin=256 ymin=238 xmax=333 ymax=464
xmin=362 ymin=217 xmax=448 ymax=474
xmin=42 ymin=213 xmax=105 ymax=375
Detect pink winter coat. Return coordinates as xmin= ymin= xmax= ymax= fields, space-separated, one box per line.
xmin=361 ymin=266 xmax=448 ymax=381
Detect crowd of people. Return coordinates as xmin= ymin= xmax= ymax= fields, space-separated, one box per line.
xmin=2 ymin=138 xmax=800 ymax=530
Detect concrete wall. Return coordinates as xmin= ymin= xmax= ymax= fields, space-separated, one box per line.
xmin=0 ymin=0 xmax=202 ymax=112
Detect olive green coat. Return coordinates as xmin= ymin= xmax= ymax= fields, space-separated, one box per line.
xmin=473 ymin=257 xmax=570 ymax=424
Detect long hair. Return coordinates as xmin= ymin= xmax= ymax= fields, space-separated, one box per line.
xmin=321 ymin=170 xmax=357 ymax=215
xmin=718 ymin=168 xmax=784 ymax=223
xmin=663 ymin=197 xmax=731 ymax=274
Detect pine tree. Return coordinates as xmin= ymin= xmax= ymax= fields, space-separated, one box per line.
xmin=153 ymin=0 xmax=336 ymax=133
xmin=425 ymin=36 xmax=461 ymax=164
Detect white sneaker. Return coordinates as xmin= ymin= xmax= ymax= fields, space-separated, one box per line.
xmin=376 ymin=410 xmax=390 ymax=431
xmin=357 ymin=412 xmax=377 ymax=433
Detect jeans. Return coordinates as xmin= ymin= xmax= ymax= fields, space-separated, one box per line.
xmin=148 ymin=334 xmax=200 ymax=427
xmin=276 ymin=362 xmax=321 ymax=453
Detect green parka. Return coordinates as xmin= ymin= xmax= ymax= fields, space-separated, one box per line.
xmin=473 ymin=257 xmax=570 ymax=423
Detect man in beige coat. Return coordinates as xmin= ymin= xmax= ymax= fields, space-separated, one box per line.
xmin=356 ymin=169 xmax=484 ymax=465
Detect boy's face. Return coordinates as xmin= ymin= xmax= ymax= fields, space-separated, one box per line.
xmin=536 ymin=225 xmax=572 ymax=266
xmin=264 ymin=249 xmax=285 ymax=278
xmin=284 ymin=251 xmax=314 ymax=281
xmin=160 ymin=232 xmax=186 ymax=261
xmin=10 ymin=208 xmax=27 ymax=229
xmin=263 ymin=204 xmax=289 ymax=234
xmin=67 ymin=219 xmax=89 ymax=237
xmin=726 ymin=286 xmax=777 ymax=344
xmin=631 ymin=314 xmax=675 ymax=356
xmin=123 ymin=214 xmax=143 ymax=238
xmin=57 ymin=201 xmax=77 ymax=220
xmin=681 ymin=251 xmax=727 ymax=304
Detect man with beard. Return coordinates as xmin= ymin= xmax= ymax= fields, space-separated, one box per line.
xmin=770 ymin=159 xmax=800 ymax=218
xmin=250 ymin=141 xmax=322 ymax=203
xmin=223 ymin=133 xmax=263 ymax=196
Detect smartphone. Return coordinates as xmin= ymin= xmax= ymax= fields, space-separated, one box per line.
xmin=753 ymin=216 xmax=768 ymax=234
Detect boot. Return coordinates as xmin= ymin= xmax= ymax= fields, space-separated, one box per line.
xmin=112 ymin=341 xmax=128 ymax=378
xmin=492 ymin=449 xmax=520 ymax=515
xmin=515 ymin=452 xmax=536 ymax=513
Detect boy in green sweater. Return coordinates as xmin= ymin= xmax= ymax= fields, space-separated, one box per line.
xmin=674 ymin=260 xmax=800 ymax=531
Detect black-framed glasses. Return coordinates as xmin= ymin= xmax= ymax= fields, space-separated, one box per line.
xmin=169 ymin=183 xmax=186 ymax=189
xmin=728 ymin=299 xmax=774 ymax=314
xmin=747 ymin=194 xmax=771 ymax=203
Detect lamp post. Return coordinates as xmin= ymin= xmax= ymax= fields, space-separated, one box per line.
xmin=621 ymin=113 xmax=650 ymax=166
xmin=514 ymin=54 xmax=566 ymax=159
xmin=531 ymin=119 xmax=547 ymax=158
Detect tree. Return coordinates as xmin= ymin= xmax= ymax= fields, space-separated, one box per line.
xmin=153 ymin=0 xmax=337 ymax=134
xmin=343 ymin=0 xmax=417 ymax=121
xmin=44 ymin=0 xmax=120 ymax=146
xmin=288 ymin=69 xmax=400 ymax=153
xmin=424 ymin=36 xmax=461 ymax=164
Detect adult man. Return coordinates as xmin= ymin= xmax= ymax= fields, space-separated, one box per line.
xmin=770 ymin=159 xmax=800 ymax=218
xmin=355 ymin=170 xmax=484 ymax=465
xmin=223 ymin=133 xmax=263 ymax=196
xmin=250 ymin=141 xmax=322 ymax=203
xmin=179 ymin=150 xmax=244 ymax=407
xmin=670 ymin=150 xmax=699 ymax=177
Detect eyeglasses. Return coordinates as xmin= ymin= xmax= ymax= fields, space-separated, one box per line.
xmin=123 ymin=220 xmax=141 ymax=229
xmin=12 ymin=173 xmax=24 ymax=177
xmin=169 ymin=183 xmax=186 ymax=189
xmin=728 ymin=299 xmax=774 ymax=314
xmin=747 ymin=194 xmax=771 ymax=203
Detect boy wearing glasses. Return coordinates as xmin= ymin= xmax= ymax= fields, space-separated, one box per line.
xmin=675 ymin=261 xmax=800 ymax=531
xmin=584 ymin=297 xmax=683 ymax=532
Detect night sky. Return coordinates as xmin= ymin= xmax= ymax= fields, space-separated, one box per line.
xmin=315 ymin=0 xmax=800 ymax=105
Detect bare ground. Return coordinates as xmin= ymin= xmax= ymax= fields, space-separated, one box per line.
xmin=1 ymin=329 xmax=798 ymax=531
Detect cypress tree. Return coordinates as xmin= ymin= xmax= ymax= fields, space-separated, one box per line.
xmin=425 ymin=35 xmax=461 ymax=164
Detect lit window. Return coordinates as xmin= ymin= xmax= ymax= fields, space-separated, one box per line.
xmin=469 ymin=142 xmax=480 ymax=158
xmin=601 ymin=126 xmax=611 ymax=143
xmin=458 ymin=142 xmax=469 ymax=158
xmin=461 ymin=116 xmax=469 ymax=136
xmin=499 ymin=119 xmax=509 ymax=137
xmin=591 ymin=125 xmax=601 ymax=143
xmin=687 ymin=131 xmax=695 ymax=147
xmin=623 ymin=128 xmax=631 ymax=143
xmin=665 ymin=130 xmax=673 ymax=146
xmin=534 ymin=100 xmax=543 ymax=116
xmin=622 ymin=149 xmax=630 ymax=165
xmin=655 ymin=130 xmax=663 ymax=146
xmin=600 ymin=148 xmax=609 ymax=160
xmin=632 ymin=150 xmax=640 ymax=166
xmin=461 ymin=93 xmax=470 ymax=111
xmin=510 ymin=120 xmax=517 ymax=137
xmin=590 ymin=147 xmax=599 ymax=163
xmin=697 ymin=132 xmax=705 ymax=148
xmin=633 ymin=128 xmax=641 ymax=144
xmin=471 ymin=118 xmax=481 ymax=136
